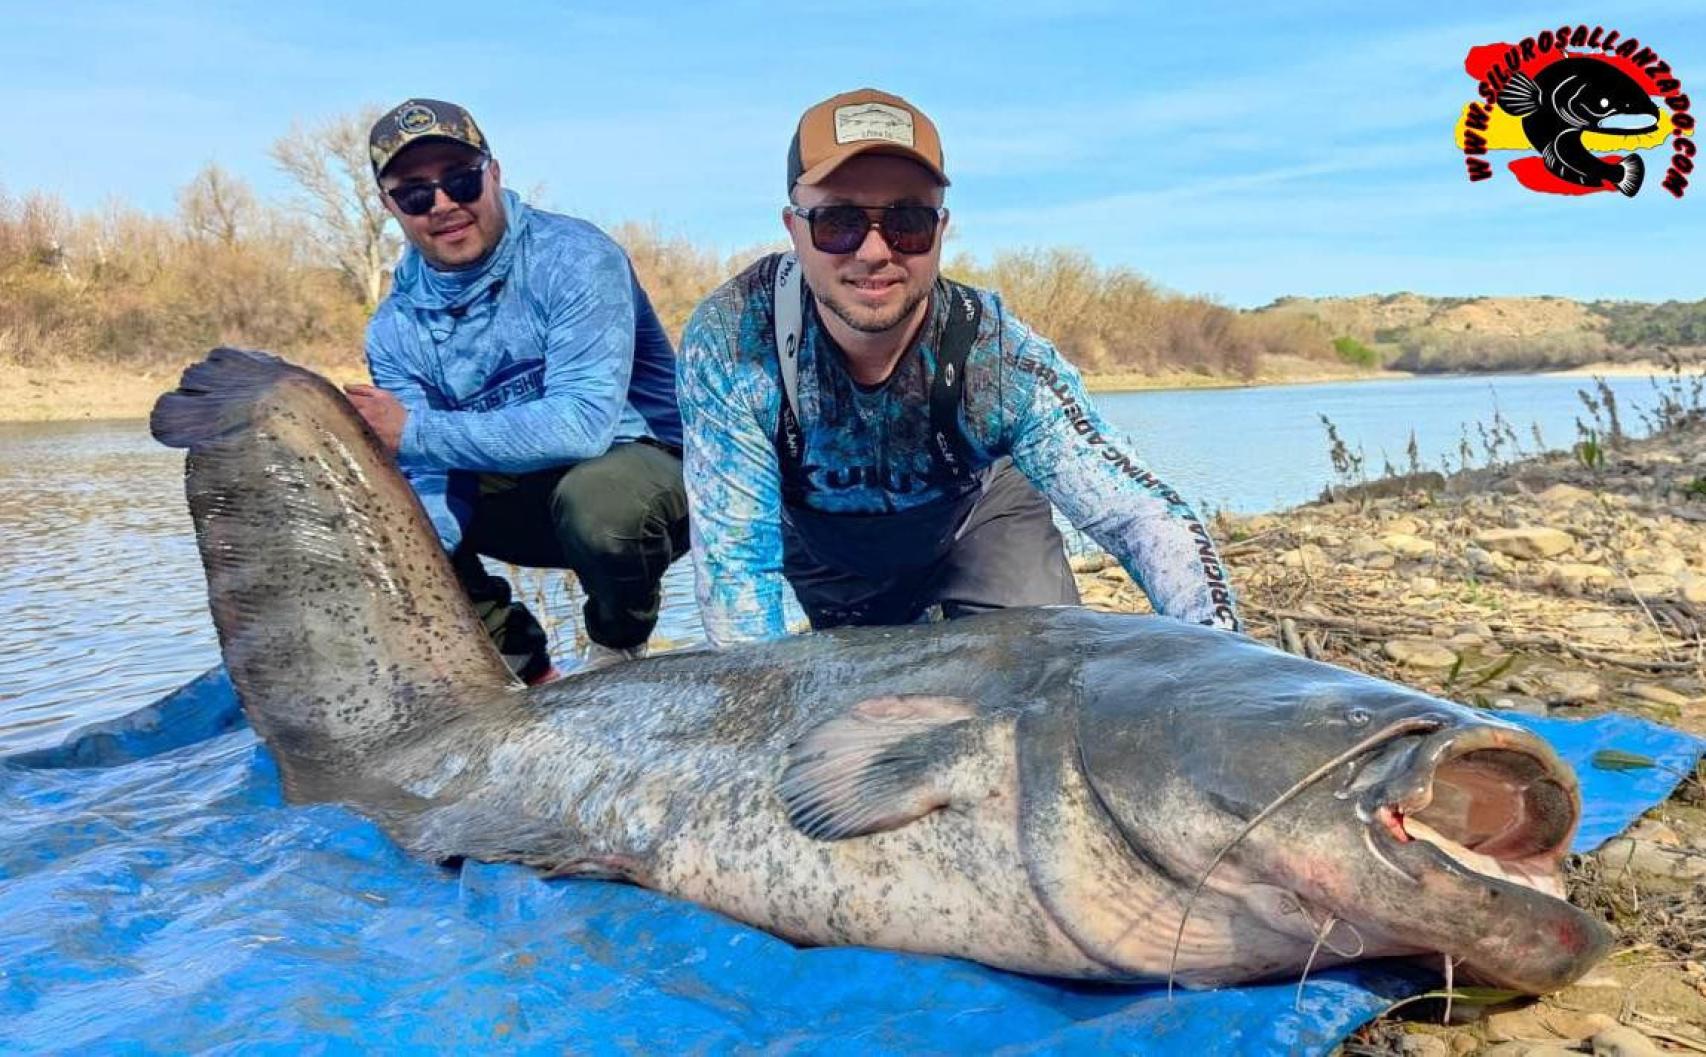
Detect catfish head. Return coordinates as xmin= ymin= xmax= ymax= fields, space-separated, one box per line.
xmin=1029 ymin=617 xmax=1610 ymax=992
xmin=1550 ymin=58 xmax=1660 ymax=135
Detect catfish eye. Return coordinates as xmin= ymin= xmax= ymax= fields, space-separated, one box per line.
xmin=1346 ymin=707 xmax=1372 ymax=727
xmin=1600 ymin=98 xmax=1609 ymax=107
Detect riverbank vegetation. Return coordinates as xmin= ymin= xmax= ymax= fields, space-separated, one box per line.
xmin=0 ymin=183 xmax=1350 ymax=384
xmin=2 ymin=105 xmax=1699 ymax=421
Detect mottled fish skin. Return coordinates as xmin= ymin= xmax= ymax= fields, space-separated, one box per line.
xmin=152 ymin=349 xmax=1612 ymax=992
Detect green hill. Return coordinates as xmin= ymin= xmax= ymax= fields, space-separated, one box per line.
xmin=1253 ymin=294 xmax=1706 ymax=373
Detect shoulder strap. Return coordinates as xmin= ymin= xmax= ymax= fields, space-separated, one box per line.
xmin=771 ymin=265 xmax=982 ymax=501
xmin=771 ymin=254 xmax=810 ymax=503
xmin=774 ymin=253 xmax=804 ymax=421
xmin=927 ymin=279 xmax=982 ymax=483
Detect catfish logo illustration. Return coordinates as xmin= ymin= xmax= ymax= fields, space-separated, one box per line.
xmin=1454 ymin=25 xmax=1696 ymax=198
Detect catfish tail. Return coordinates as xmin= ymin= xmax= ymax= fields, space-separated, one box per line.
xmin=152 ymin=348 xmax=518 ymax=798
xmin=1617 ymin=153 xmax=1644 ymax=197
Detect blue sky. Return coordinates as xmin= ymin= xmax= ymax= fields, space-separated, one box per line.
xmin=6 ymin=0 xmax=1702 ymax=306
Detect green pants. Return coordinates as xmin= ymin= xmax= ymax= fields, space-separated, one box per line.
xmin=451 ymin=440 xmax=689 ymax=680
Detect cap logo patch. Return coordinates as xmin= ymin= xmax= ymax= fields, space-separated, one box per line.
xmin=396 ymin=104 xmax=439 ymax=135
xmin=833 ymin=103 xmax=915 ymax=147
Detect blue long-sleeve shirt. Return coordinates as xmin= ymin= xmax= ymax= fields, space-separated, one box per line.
xmin=677 ymin=254 xmax=1241 ymax=648
xmin=366 ymin=191 xmax=680 ymax=551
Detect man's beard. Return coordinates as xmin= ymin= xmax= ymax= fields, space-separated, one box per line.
xmin=819 ymin=280 xmax=932 ymax=335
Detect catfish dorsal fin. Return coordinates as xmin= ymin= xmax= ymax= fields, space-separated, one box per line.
xmin=780 ymin=694 xmax=978 ymax=840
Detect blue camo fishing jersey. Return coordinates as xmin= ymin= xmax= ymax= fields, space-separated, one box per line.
xmin=366 ymin=190 xmax=681 ymax=552
xmin=677 ymin=253 xmax=1241 ymax=646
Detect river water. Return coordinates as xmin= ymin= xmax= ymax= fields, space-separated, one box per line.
xmin=0 ymin=372 xmax=1671 ymax=754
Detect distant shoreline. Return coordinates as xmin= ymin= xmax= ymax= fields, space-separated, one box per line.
xmin=0 ymin=358 xmax=1685 ymax=424
xmin=0 ymin=362 xmax=369 ymax=425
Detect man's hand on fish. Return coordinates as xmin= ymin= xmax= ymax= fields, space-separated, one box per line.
xmin=344 ymin=384 xmax=406 ymax=456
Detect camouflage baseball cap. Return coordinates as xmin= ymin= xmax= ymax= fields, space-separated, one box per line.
xmin=368 ymin=99 xmax=490 ymax=179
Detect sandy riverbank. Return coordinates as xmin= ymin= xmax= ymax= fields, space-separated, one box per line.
xmin=0 ymin=353 xmax=1404 ymax=423
xmin=0 ymin=361 xmax=372 ymax=423
xmin=1070 ymin=422 xmax=1706 ymax=1054
xmin=1083 ymin=354 xmax=1411 ymax=393
xmin=1541 ymin=358 xmax=1699 ymax=379
xmin=0 ymin=354 xmax=1688 ymax=424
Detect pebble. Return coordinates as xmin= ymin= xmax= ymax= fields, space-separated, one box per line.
xmin=1398 ymin=1035 xmax=1449 ymax=1057
xmin=1536 ymin=483 xmax=1593 ymax=506
xmin=1383 ymin=533 xmax=1437 ymax=559
xmin=1627 ymin=683 xmax=1690 ymax=708
xmin=1539 ymin=669 xmax=1601 ymax=705
xmin=1480 ymin=1043 xmax=1582 ymax=1057
xmin=1635 ymin=551 xmax=1688 ymax=576
xmin=1554 ymin=972 xmax=1625 ymax=1014
xmin=1475 ymin=526 xmax=1576 ymax=560
xmin=1593 ymin=836 xmax=1706 ymax=881
xmin=1348 ymin=535 xmax=1390 ymax=559
xmin=1562 ymin=612 xmax=1635 ymax=646
xmin=1279 ymin=544 xmax=1329 ymax=571
xmin=1625 ymin=572 xmax=1677 ymax=600
xmin=1549 ymin=563 xmax=1614 ymax=594
xmin=1483 ymin=1005 xmax=1613 ymax=1043
xmin=1627 ymin=818 xmax=1681 ymax=846
xmin=1490 ymin=694 xmax=1547 ymax=716
xmin=1384 ymin=638 xmax=1459 ymax=669
xmin=1589 ymin=1025 xmax=1664 ymax=1057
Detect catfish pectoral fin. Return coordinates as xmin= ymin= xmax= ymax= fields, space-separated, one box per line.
xmin=779 ymin=694 xmax=980 ymax=840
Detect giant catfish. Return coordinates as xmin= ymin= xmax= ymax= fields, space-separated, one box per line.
xmin=150 ymin=348 xmax=1610 ymax=993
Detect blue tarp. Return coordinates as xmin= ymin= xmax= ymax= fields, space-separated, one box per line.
xmin=3 ymin=670 xmax=1702 ymax=1055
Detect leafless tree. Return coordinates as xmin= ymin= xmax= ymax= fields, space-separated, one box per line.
xmin=177 ymin=163 xmax=257 ymax=247
xmin=270 ymin=105 xmax=399 ymax=308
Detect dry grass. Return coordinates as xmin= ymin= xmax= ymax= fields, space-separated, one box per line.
xmin=0 ymin=184 xmax=1359 ymax=399
xmin=948 ymin=247 xmax=1343 ymax=379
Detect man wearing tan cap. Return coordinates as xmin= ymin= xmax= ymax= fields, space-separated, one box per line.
xmin=677 ymin=88 xmax=1241 ymax=646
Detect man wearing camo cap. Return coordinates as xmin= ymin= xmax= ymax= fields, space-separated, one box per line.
xmin=350 ymin=98 xmax=688 ymax=680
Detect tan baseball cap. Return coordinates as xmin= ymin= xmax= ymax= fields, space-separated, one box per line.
xmin=787 ymin=89 xmax=949 ymax=190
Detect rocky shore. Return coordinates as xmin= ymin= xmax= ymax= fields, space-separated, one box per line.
xmin=1070 ymin=422 xmax=1706 ymax=1055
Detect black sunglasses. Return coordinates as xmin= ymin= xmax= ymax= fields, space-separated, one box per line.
xmin=787 ymin=204 xmax=945 ymax=255
xmin=385 ymin=158 xmax=489 ymax=216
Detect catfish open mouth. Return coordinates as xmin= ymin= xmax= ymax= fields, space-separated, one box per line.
xmin=1370 ymin=728 xmax=1579 ymax=899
